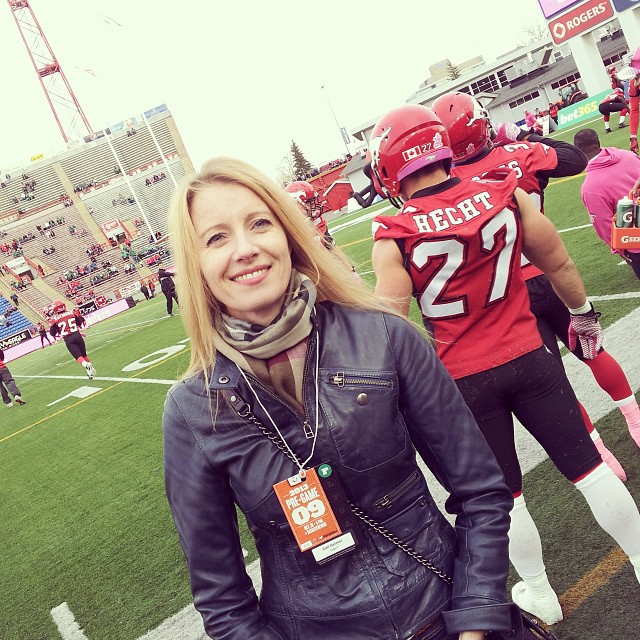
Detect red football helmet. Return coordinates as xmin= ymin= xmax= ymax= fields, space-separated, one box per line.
xmin=614 ymin=87 xmax=625 ymax=97
xmin=284 ymin=181 xmax=318 ymax=212
xmin=53 ymin=300 xmax=66 ymax=314
xmin=608 ymin=65 xmax=617 ymax=75
xmin=369 ymin=104 xmax=452 ymax=201
xmin=432 ymin=92 xmax=491 ymax=162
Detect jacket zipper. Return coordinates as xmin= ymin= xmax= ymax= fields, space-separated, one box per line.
xmin=300 ymin=329 xmax=316 ymax=438
xmin=374 ymin=470 xmax=420 ymax=510
xmin=329 ymin=372 xmax=392 ymax=388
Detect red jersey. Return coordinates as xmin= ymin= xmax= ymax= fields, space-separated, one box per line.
xmin=600 ymin=91 xmax=625 ymax=104
xmin=452 ymin=141 xmax=558 ymax=280
xmin=310 ymin=210 xmax=328 ymax=235
xmin=50 ymin=310 xmax=85 ymax=338
xmin=373 ymin=170 xmax=542 ymax=379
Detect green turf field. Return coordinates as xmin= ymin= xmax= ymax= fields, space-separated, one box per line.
xmin=1 ymin=116 xmax=639 ymax=639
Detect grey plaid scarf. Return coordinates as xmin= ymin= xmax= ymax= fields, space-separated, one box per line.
xmin=214 ymin=271 xmax=317 ymax=411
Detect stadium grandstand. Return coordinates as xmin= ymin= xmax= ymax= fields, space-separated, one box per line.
xmin=0 ymin=105 xmax=193 ymax=344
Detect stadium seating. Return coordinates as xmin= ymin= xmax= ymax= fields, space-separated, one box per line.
xmin=0 ymin=109 xmax=182 ymax=317
xmin=0 ymin=296 xmax=33 ymax=340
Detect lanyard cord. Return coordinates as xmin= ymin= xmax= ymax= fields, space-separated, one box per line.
xmin=237 ymin=328 xmax=320 ymax=478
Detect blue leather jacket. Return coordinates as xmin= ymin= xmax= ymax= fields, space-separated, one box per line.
xmin=163 ymin=303 xmax=513 ymax=639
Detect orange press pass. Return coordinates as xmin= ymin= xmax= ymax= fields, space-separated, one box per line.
xmin=273 ymin=467 xmax=343 ymax=553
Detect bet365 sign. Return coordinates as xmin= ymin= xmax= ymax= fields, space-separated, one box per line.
xmin=557 ymin=90 xmax=611 ymax=129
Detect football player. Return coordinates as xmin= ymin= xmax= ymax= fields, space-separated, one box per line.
xmin=369 ymin=104 xmax=640 ymax=625
xmin=432 ymin=91 xmax=640 ymax=478
xmin=49 ymin=301 xmax=96 ymax=379
xmin=597 ymin=88 xmax=629 ymax=133
xmin=284 ymin=181 xmax=334 ymax=249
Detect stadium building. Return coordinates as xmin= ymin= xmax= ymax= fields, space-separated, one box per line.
xmin=350 ymin=19 xmax=633 ymax=148
xmin=0 ymin=104 xmax=192 ymax=346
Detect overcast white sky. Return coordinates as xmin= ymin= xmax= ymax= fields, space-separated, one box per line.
xmin=0 ymin=0 xmax=546 ymax=179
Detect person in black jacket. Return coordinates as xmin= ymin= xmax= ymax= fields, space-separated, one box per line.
xmin=162 ymin=156 xmax=514 ymax=640
xmin=0 ymin=349 xmax=26 ymax=407
xmin=158 ymin=268 xmax=178 ymax=316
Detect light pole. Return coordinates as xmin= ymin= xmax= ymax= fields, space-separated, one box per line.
xmin=321 ymin=84 xmax=351 ymax=155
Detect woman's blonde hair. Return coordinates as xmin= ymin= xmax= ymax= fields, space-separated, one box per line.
xmin=169 ymin=157 xmax=389 ymax=378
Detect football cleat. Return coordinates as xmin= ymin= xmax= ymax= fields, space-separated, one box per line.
xmin=5 ymin=402 xmax=13 ymax=408
xmin=512 ymin=581 xmax=563 ymax=625
xmin=83 ymin=361 xmax=95 ymax=380
xmin=14 ymin=396 xmax=25 ymax=405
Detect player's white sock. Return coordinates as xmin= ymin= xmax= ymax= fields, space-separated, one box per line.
xmin=614 ymin=395 xmax=640 ymax=447
xmin=575 ymin=463 xmax=640 ymax=584
xmin=620 ymin=116 xmax=627 ymax=125
xmin=508 ymin=495 xmax=563 ymax=624
xmin=630 ymin=554 xmax=640 ymax=583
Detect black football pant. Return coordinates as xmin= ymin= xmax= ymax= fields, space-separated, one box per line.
xmin=455 ymin=346 xmax=601 ymax=494
xmin=527 ymin=274 xmax=590 ymax=361
xmin=63 ymin=332 xmax=87 ymax=360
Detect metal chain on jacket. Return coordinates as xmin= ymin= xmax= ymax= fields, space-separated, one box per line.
xmin=240 ymin=405 xmax=454 ymax=586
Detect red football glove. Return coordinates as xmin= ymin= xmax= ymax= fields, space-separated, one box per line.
xmin=567 ymin=305 xmax=603 ymax=359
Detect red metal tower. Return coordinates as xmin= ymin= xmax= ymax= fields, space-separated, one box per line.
xmin=8 ymin=0 xmax=93 ymax=143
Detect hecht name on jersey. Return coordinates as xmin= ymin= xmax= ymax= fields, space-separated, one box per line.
xmin=408 ymin=191 xmax=494 ymax=233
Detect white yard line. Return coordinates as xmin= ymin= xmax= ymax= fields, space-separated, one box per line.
xmin=51 ymin=603 xmax=89 ymax=640
xmin=15 ymin=375 xmax=176 ymax=385
xmin=330 ymin=205 xmax=394 ymax=234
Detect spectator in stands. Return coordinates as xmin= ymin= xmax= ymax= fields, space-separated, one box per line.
xmin=10 ymin=293 xmax=18 ymax=307
xmin=0 ymin=348 xmax=26 ymax=407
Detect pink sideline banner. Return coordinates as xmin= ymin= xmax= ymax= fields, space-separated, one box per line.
xmin=538 ymin=0 xmax=583 ymax=17
xmin=3 ymin=299 xmax=130 ymax=363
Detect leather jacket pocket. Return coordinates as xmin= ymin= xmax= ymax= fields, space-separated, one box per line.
xmin=319 ymin=370 xmax=407 ymax=472
xmin=369 ymin=495 xmax=454 ymax=578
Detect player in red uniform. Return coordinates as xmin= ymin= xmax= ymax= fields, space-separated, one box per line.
xmin=284 ymin=181 xmax=334 ymax=249
xmin=432 ymin=91 xmax=640 ymax=479
xmin=369 ymin=104 xmax=640 ymax=625
xmin=49 ymin=301 xmax=96 ymax=379
xmin=598 ymin=88 xmax=629 ymax=133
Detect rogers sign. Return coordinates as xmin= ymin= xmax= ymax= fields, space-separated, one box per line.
xmin=549 ymin=0 xmax=613 ymax=44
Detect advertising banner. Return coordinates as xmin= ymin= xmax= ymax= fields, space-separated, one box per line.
xmin=557 ymin=89 xmax=611 ymax=129
xmin=538 ymin=0 xmax=583 ymax=18
xmin=549 ymin=0 xmax=613 ymax=44
xmin=611 ymin=0 xmax=640 ymax=11
xmin=0 ymin=328 xmax=31 ymax=351
xmin=143 ymin=104 xmax=168 ymax=118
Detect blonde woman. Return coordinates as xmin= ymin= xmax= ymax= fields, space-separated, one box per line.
xmin=163 ymin=157 xmax=513 ymax=640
